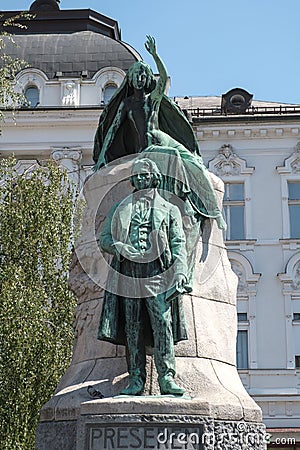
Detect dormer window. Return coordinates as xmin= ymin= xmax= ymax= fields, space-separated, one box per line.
xmin=221 ymin=88 xmax=253 ymax=114
xmin=230 ymin=94 xmax=245 ymax=107
xmin=25 ymin=85 xmax=39 ymax=108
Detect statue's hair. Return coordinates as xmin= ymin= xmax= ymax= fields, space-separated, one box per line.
xmin=130 ymin=158 xmax=162 ymax=188
xmin=127 ymin=61 xmax=154 ymax=91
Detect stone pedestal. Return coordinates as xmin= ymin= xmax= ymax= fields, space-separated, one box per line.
xmin=76 ymin=399 xmax=266 ymax=450
xmin=36 ymin=156 xmax=266 ymax=449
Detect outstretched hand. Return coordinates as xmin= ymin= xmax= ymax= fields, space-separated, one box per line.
xmin=145 ymin=35 xmax=157 ymax=56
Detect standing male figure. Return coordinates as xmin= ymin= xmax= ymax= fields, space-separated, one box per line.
xmin=98 ymin=158 xmax=189 ymax=396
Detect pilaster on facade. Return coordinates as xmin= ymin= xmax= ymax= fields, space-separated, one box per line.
xmin=51 ymin=147 xmax=82 ymax=188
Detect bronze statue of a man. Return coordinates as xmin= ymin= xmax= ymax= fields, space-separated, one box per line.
xmin=98 ymin=158 xmax=189 ymax=396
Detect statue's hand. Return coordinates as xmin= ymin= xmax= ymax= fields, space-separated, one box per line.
xmin=145 ymin=35 xmax=157 ymax=56
xmin=175 ymin=274 xmax=188 ymax=294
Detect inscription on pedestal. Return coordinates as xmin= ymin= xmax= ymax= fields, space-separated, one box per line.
xmin=88 ymin=425 xmax=204 ymax=450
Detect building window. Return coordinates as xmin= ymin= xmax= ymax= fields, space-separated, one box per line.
xmin=103 ymin=83 xmax=117 ymax=105
xmin=293 ymin=313 xmax=300 ymax=322
xmin=288 ymin=182 xmax=300 ymax=238
xmin=295 ymin=355 xmax=300 ymax=368
xmin=238 ymin=312 xmax=248 ymax=322
xmin=24 ymin=85 xmax=39 ymax=108
xmin=223 ymin=182 xmax=245 ymax=240
xmin=236 ymin=330 xmax=248 ymax=369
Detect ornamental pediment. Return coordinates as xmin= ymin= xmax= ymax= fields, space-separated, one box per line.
xmin=277 ymin=142 xmax=300 ymax=174
xmin=208 ymin=144 xmax=254 ymax=177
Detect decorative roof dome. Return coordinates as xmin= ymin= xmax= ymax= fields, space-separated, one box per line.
xmin=4 ymin=31 xmax=139 ymax=79
xmin=30 ymin=0 xmax=60 ymax=12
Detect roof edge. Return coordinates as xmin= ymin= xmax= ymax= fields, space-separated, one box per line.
xmin=0 ymin=8 xmax=121 ymax=39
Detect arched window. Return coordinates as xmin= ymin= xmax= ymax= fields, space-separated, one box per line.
xmin=25 ymin=85 xmax=40 ymax=108
xmin=103 ymin=83 xmax=117 ymax=105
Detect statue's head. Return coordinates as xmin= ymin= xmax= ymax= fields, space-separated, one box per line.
xmin=130 ymin=158 xmax=161 ymax=190
xmin=127 ymin=61 xmax=155 ymax=92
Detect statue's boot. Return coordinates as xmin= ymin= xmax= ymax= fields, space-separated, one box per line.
xmin=120 ymin=376 xmax=145 ymax=396
xmin=159 ymin=374 xmax=185 ymax=396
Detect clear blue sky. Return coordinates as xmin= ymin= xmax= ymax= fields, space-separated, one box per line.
xmin=2 ymin=0 xmax=299 ymax=104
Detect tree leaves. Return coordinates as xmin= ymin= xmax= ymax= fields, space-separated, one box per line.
xmin=0 ymin=158 xmax=76 ymax=449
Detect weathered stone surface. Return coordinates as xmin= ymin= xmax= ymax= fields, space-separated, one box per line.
xmin=40 ymin=360 xmax=96 ymax=422
xmin=211 ymin=360 xmax=262 ymax=422
xmin=193 ymin=241 xmax=238 ymax=305
xmin=84 ymin=356 xmax=128 ymax=397
xmin=83 ymin=423 xmax=204 ymax=450
xmin=72 ymin=298 xmax=117 ymax=363
xmin=80 ymin=396 xmax=212 ymax=416
xmin=75 ymin=412 xmax=266 ymax=450
xmin=193 ymin=297 xmax=237 ymax=364
xmin=175 ymin=358 xmax=243 ymax=420
xmin=116 ymin=344 xmax=126 ymax=356
xmin=36 ymin=416 xmax=266 ymax=450
xmin=174 ymin=295 xmax=197 ymax=357
xmin=56 ymin=360 xmax=96 ymax=392
xmin=36 ymin=420 xmax=77 ymax=450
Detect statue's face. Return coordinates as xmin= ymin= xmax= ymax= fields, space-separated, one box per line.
xmin=131 ymin=168 xmax=153 ymax=190
xmin=131 ymin=65 xmax=148 ymax=90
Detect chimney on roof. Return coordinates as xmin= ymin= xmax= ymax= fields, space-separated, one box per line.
xmin=29 ymin=0 xmax=60 ymax=11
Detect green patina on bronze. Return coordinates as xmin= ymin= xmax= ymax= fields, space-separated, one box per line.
xmin=95 ymin=37 xmax=227 ymax=396
xmin=98 ymin=159 xmax=188 ymax=395
xmin=93 ymin=36 xmax=226 ymax=230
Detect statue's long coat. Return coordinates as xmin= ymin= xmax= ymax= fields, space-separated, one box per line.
xmin=97 ymin=191 xmax=189 ymax=347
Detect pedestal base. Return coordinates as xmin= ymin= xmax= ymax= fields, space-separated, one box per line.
xmin=36 ymin=397 xmax=267 ymax=450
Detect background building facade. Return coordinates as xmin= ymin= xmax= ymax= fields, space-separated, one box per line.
xmin=176 ymin=95 xmax=300 ymax=438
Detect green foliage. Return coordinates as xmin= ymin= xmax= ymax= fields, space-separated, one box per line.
xmin=0 ymin=13 xmax=33 ymax=119
xmin=0 ymin=158 xmax=76 ymax=449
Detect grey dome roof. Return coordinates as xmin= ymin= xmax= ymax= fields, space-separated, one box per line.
xmin=4 ymin=31 xmax=139 ymax=79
